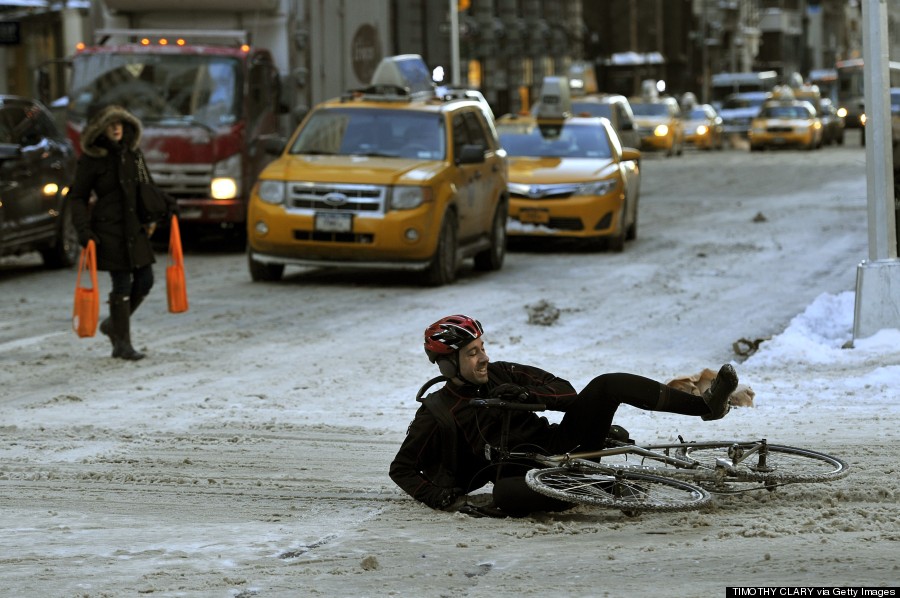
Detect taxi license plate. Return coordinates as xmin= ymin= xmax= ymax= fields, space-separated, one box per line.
xmin=315 ymin=212 xmax=352 ymax=233
xmin=518 ymin=208 xmax=550 ymax=225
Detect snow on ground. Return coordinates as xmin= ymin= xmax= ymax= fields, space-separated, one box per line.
xmin=1 ymin=141 xmax=898 ymax=596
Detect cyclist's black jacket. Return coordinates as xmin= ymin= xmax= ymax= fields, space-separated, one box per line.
xmin=389 ymin=361 xmax=577 ymax=509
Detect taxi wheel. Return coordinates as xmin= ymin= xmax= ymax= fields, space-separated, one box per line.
xmin=626 ymin=196 xmax=639 ymax=241
xmin=248 ymin=250 xmax=284 ymax=282
xmin=473 ymin=202 xmax=507 ymax=272
xmin=607 ymin=205 xmax=627 ymax=253
xmin=424 ymin=212 xmax=458 ymax=286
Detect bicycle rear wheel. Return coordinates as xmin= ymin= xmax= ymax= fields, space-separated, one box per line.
xmin=674 ymin=443 xmax=849 ymax=485
xmin=525 ymin=465 xmax=712 ymax=513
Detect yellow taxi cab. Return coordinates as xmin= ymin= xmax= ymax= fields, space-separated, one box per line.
xmin=748 ymin=87 xmax=823 ymax=151
xmin=495 ymin=77 xmax=641 ymax=252
xmin=683 ymin=103 xmax=725 ymax=150
xmin=246 ymin=55 xmax=509 ymax=286
xmin=628 ymin=95 xmax=685 ymax=156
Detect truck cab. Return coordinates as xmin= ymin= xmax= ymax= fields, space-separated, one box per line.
xmin=67 ymin=29 xmax=284 ymax=239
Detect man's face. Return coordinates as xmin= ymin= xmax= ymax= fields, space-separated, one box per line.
xmin=458 ymin=337 xmax=489 ymax=384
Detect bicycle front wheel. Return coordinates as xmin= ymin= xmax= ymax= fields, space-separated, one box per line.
xmin=678 ymin=443 xmax=849 ymax=485
xmin=525 ymin=465 xmax=712 ymax=513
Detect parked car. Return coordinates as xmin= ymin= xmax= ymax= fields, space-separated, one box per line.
xmin=496 ymin=78 xmax=641 ymax=252
xmin=817 ymin=98 xmax=845 ymax=146
xmin=0 ymin=96 xmax=78 ymax=267
xmin=683 ymin=104 xmax=725 ymax=150
xmin=570 ymin=94 xmax=641 ymax=152
xmin=628 ymin=96 xmax=684 ymax=157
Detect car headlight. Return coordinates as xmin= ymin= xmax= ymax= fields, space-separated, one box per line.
xmin=837 ymin=107 xmax=847 ymax=118
xmin=390 ymin=186 xmax=429 ymax=210
xmin=212 ymin=153 xmax=242 ymax=200
xmin=653 ymin=124 xmax=669 ymax=137
xmin=696 ymin=125 xmax=709 ymax=135
xmin=257 ymin=180 xmax=286 ymax=205
xmin=577 ymin=179 xmax=618 ymax=196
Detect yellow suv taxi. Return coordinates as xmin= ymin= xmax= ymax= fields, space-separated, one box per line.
xmin=247 ymin=55 xmax=509 ymax=285
xmin=496 ymin=77 xmax=641 ymax=252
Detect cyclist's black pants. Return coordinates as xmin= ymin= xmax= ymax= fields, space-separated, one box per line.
xmin=491 ymin=372 xmax=710 ymax=517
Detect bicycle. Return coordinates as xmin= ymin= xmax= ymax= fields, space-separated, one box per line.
xmin=470 ymin=397 xmax=850 ymax=515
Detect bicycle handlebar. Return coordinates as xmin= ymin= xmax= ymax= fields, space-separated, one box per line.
xmin=470 ymin=398 xmax=546 ymax=411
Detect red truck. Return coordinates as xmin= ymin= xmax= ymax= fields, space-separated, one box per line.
xmin=66 ymin=28 xmax=285 ymax=240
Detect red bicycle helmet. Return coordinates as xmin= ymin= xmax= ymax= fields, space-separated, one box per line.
xmin=423 ymin=314 xmax=484 ymax=362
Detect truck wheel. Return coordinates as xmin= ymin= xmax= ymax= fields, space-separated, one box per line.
xmin=473 ymin=202 xmax=507 ymax=272
xmin=248 ymin=249 xmax=284 ymax=282
xmin=423 ymin=212 xmax=458 ymax=286
xmin=40 ymin=203 xmax=79 ymax=269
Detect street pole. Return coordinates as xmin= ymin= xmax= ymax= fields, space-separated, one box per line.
xmin=450 ymin=0 xmax=461 ymax=87
xmin=853 ymin=0 xmax=900 ymax=340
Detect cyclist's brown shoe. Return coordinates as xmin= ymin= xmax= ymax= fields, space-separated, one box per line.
xmin=701 ymin=364 xmax=738 ymax=421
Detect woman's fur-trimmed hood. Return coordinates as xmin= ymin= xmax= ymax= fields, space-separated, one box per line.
xmin=81 ymin=105 xmax=143 ymax=157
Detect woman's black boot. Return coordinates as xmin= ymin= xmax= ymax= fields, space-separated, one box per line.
xmin=109 ymin=294 xmax=145 ymax=361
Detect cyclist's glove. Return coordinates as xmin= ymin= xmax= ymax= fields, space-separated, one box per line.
xmin=489 ymin=383 xmax=532 ymax=403
xmin=435 ymin=487 xmax=465 ymax=510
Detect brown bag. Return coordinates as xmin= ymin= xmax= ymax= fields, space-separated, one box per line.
xmin=72 ymin=240 xmax=100 ymax=337
xmin=166 ymin=215 xmax=189 ymax=313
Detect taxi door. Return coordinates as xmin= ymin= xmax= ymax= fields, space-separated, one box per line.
xmin=450 ymin=109 xmax=498 ymax=243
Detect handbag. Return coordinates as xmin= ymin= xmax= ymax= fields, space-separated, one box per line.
xmin=136 ymin=153 xmax=172 ymax=224
xmin=72 ymin=240 xmax=100 ymax=337
xmin=166 ymin=214 xmax=189 ymax=313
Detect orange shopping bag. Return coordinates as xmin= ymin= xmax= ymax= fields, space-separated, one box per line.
xmin=72 ymin=240 xmax=100 ymax=337
xmin=166 ymin=215 xmax=189 ymax=313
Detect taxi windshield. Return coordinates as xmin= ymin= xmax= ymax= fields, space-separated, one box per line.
xmin=290 ymin=108 xmax=446 ymax=160
xmin=630 ymin=103 xmax=670 ymax=117
xmin=761 ymin=105 xmax=811 ymax=119
xmin=497 ymin=121 xmax=612 ymax=159
xmin=571 ymin=102 xmax=612 ymax=119
xmin=689 ymin=108 xmax=710 ymax=119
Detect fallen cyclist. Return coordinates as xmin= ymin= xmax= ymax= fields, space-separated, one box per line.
xmin=389 ymin=314 xmax=739 ymax=518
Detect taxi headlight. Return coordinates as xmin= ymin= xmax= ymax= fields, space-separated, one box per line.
xmin=837 ymin=107 xmax=847 ymax=118
xmin=577 ymin=179 xmax=618 ymax=196
xmin=696 ymin=125 xmax=709 ymax=135
xmin=258 ymin=180 xmax=286 ymax=205
xmin=390 ymin=186 xmax=429 ymax=210
xmin=653 ymin=124 xmax=669 ymax=137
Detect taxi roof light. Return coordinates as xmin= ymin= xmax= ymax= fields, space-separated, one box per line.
xmin=534 ymin=76 xmax=572 ymax=119
xmin=369 ymin=54 xmax=435 ymax=97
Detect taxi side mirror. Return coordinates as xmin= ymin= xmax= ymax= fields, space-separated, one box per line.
xmin=457 ymin=144 xmax=485 ymax=165
xmin=620 ymin=147 xmax=641 ymax=163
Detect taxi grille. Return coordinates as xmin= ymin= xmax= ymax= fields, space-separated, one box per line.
xmin=511 ymin=183 xmax=581 ymax=200
xmin=287 ymin=183 xmax=385 ymax=213
xmin=767 ymin=126 xmax=793 ymax=133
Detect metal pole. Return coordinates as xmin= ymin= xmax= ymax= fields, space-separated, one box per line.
xmin=861 ymin=0 xmax=896 ymax=261
xmin=853 ymin=0 xmax=900 ymax=340
xmin=450 ymin=0 xmax=461 ymax=86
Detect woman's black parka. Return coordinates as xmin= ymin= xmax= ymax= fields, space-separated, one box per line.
xmin=69 ymin=105 xmax=155 ymax=272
